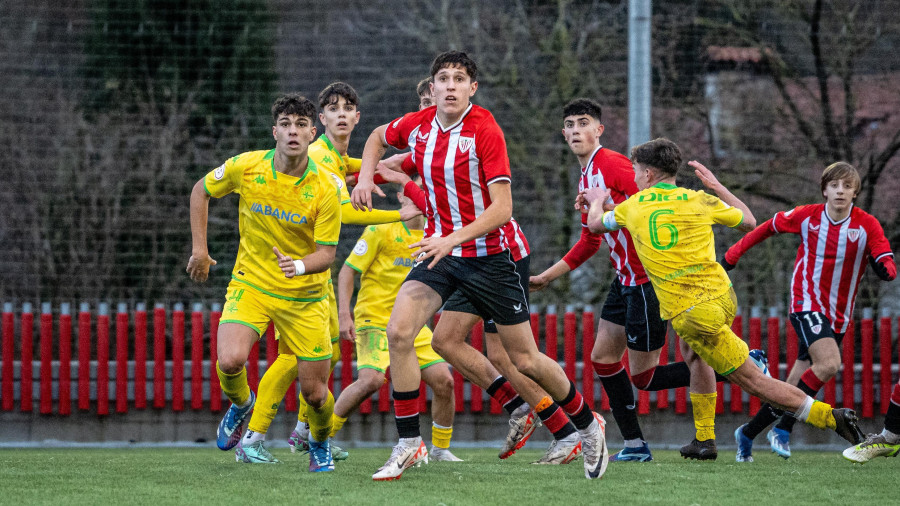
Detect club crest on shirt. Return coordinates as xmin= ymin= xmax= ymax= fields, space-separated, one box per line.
xmin=330 ymin=173 xmax=343 ymax=190
xmin=353 ymin=239 xmax=368 ymax=256
xmin=847 ymin=228 xmax=860 ymax=242
xmin=458 ymin=136 xmax=474 ymax=153
xmin=213 ymin=164 xmax=225 ymax=180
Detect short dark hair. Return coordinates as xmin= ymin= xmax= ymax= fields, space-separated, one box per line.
xmin=630 ymin=138 xmax=683 ymax=177
xmin=430 ymin=51 xmax=477 ymax=81
xmin=821 ymin=161 xmax=860 ymax=197
xmin=563 ymin=98 xmax=602 ymax=122
xmin=416 ymin=77 xmax=433 ymax=97
xmin=271 ymin=93 xmax=316 ymax=123
xmin=318 ymin=82 xmax=359 ymax=110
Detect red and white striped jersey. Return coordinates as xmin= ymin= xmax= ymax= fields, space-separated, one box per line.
xmin=770 ymin=204 xmax=891 ymax=333
xmin=503 ymin=218 xmax=530 ymax=261
xmin=577 ymin=146 xmax=648 ymax=285
xmin=384 ymin=104 xmax=511 ymax=257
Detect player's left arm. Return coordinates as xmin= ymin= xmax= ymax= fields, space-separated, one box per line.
xmin=864 ymin=216 xmax=896 ymax=281
xmin=412 ymin=182 xmax=513 ymax=269
xmin=689 ymin=160 xmax=756 ymax=232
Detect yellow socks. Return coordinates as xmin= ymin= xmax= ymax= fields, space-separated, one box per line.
xmin=690 ymin=392 xmax=717 ymax=441
xmin=247 ymin=353 xmax=298 ymax=434
xmin=432 ymin=423 xmax=453 ymax=449
xmin=307 ymin=390 xmax=335 ymax=443
xmin=329 ymin=414 xmax=348 ymax=438
xmin=216 ymin=362 xmax=251 ymax=407
xmin=297 ymin=348 xmax=339 ymax=425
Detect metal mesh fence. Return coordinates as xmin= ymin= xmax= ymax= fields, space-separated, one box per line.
xmin=2 ymin=0 xmax=899 ymax=314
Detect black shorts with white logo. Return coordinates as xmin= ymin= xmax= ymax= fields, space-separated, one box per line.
xmin=789 ymin=311 xmax=844 ymax=362
xmin=442 ymin=255 xmax=531 ymax=334
xmin=599 ymin=278 xmax=668 ymax=352
xmin=406 ymin=251 xmax=531 ymax=327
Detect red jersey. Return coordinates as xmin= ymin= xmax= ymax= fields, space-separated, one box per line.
xmin=384 ymin=104 xmax=511 ymax=257
xmin=726 ymin=204 xmax=893 ymax=333
xmin=565 ymin=146 xmax=648 ymax=286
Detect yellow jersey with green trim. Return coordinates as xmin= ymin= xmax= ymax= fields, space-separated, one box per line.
xmin=344 ymin=222 xmax=423 ymax=329
xmin=308 ymin=135 xmax=353 ymax=205
xmin=204 ymin=149 xmax=341 ymax=301
xmin=610 ymin=182 xmax=744 ymax=319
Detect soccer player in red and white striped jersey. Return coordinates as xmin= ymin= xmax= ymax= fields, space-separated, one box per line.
xmin=352 ymin=51 xmax=607 ymax=481
xmin=530 ymin=98 xmax=719 ymax=461
xmin=725 ymin=161 xmax=895 ymax=462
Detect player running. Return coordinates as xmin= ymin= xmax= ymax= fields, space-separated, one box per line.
xmin=723 ymin=161 xmax=895 ymax=462
xmin=352 ymin=51 xmax=607 ymax=481
xmin=582 ymin=138 xmax=864 ymax=458
xmin=530 ymin=98 xmax=719 ymax=462
xmin=239 ymin=83 xmax=420 ymax=464
xmin=334 ymin=180 xmax=462 ymax=462
xmin=187 ymin=94 xmax=342 ymax=472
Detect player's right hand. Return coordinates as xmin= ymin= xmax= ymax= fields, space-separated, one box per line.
xmin=338 ymin=311 xmax=356 ymax=342
xmin=186 ymin=253 xmax=216 ymax=283
xmin=350 ymin=178 xmax=385 ymax=211
xmin=529 ymin=275 xmax=550 ymax=292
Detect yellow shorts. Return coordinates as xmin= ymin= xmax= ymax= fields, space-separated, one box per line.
xmin=327 ymin=281 xmax=339 ymax=344
xmin=670 ymin=288 xmax=748 ymax=375
xmin=219 ymin=281 xmax=332 ymax=361
xmin=355 ymin=326 xmax=444 ymax=373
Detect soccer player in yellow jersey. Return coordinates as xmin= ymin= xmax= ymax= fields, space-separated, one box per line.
xmin=334 ymin=182 xmax=462 ymax=462
xmin=581 ymin=137 xmax=864 ymax=448
xmin=245 ymin=83 xmax=421 ymax=461
xmin=187 ymin=93 xmax=341 ymax=472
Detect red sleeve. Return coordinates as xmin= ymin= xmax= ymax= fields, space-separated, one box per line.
xmin=403 ymin=181 xmax=428 ymax=213
xmin=384 ymin=110 xmax=426 ymax=150
xmin=862 ymin=212 xmax=894 ymax=262
xmin=724 ymin=218 xmax=778 ymax=265
xmin=476 ymin=116 xmax=511 ymax=184
xmin=400 ymin=152 xmax=417 ymax=176
xmin=562 ymin=227 xmax=603 ymax=270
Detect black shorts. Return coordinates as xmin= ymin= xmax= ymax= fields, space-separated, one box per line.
xmin=599 ymin=278 xmax=668 ymax=352
xmin=406 ymin=251 xmax=530 ymax=326
xmin=442 ymin=255 xmax=531 ymax=334
xmin=790 ymin=311 xmax=844 ymax=362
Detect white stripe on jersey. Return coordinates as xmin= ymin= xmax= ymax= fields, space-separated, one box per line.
xmin=827 ymin=220 xmax=848 ymax=330
xmin=811 ymin=216 xmax=829 ymax=313
xmin=839 ymin=227 xmax=867 ymax=333
xmin=468 ymin=141 xmax=487 ymax=256
xmin=443 ymin=127 xmax=465 ymax=257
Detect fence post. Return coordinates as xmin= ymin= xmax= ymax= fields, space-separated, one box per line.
xmin=39 ymin=302 xmax=53 ymax=414
xmin=153 ymin=303 xmax=166 ymax=409
xmin=748 ymin=307 xmax=762 ymax=415
xmin=1 ymin=303 xmax=13 ymax=412
xmin=841 ymin=322 xmax=855 ymax=409
xmin=880 ymin=309 xmax=893 ymax=415
xmin=134 ymin=303 xmax=148 ymax=409
xmin=96 ymin=302 xmax=110 ymax=416
xmin=563 ymin=305 xmax=577 ymax=383
xmin=209 ymin=303 xmax=222 ymax=412
xmin=77 ymin=303 xmax=91 ymax=411
xmin=730 ymin=313 xmax=743 ymax=413
xmin=673 ymin=332 xmax=686 ymax=414
xmin=861 ymin=308 xmax=874 ymax=418
xmin=582 ymin=309 xmax=595 ymax=410
xmin=767 ymin=307 xmax=781 ymax=381
xmin=544 ymin=305 xmax=558 ymax=361
xmin=470 ymin=324 xmax=484 ymax=413
xmin=58 ymin=303 xmax=72 ymax=415
xmin=115 ymin=302 xmax=129 ymax=414
xmin=20 ymin=302 xmax=33 ymax=412
xmin=191 ymin=303 xmax=204 ymax=410
xmin=172 ymin=303 xmax=185 ymax=412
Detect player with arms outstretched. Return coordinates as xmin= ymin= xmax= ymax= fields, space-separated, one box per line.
xmin=187 ymin=93 xmax=341 ymax=472
xmin=352 ymin=51 xmax=607 ymax=481
xmin=723 ymin=161 xmax=895 ymax=462
xmin=582 ymin=138 xmax=864 ymax=457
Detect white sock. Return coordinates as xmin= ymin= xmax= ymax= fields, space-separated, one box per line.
xmin=794 ymin=396 xmax=814 ymax=423
xmin=624 ymin=438 xmax=644 ymax=448
xmin=242 ymin=430 xmax=265 ymax=445
xmin=882 ymin=428 xmax=900 ymax=443
xmin=511 ymin=403 xmax=531 ymax=418
xmin=295 ymin=420 xmax=308 ymax=434
xmin=400 ymin=436 xmax=421 ymax=446
xmin=237 ymin=396 xmax=254 ymax=409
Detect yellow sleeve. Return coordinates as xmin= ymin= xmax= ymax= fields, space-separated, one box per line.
xmin=344 ymin=226 xmax=380 ymax=273
xmin=203 ymin=155 xmax=243 ymax=198
xmin=343 ymin=155 xmax=361 ymax=173
xmin=341 ymin=201 xmax=402 ymax=225
xmin=702 ymin=191 xmax=744 ymax=228
xmin=314 ymin=180 xmax=342 ymax=246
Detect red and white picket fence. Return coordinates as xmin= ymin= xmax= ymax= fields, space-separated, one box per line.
xmin=1 ymin=302 xmax=898 ymax=418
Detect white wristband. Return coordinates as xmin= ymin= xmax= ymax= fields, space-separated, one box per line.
xmin=293 ymin=259 xmax=306 ymax=276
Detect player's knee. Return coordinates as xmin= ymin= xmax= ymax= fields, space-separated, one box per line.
xmin=509 ymin=352 xmax=539 ymax=379
xmin=300 ymin=384 xmax=328 ymax=408
xmin=429 ymin=371 xmax=455 ymax=397
xmin=814 ymin=358 xmax=841 ymax=380
xmin=359 ymin=373 xmax=386 ymax=395
xmin=386 ymin=320 xmax=418 ymax=346
xmin=216 ymin=353 xmax=246 ymax=374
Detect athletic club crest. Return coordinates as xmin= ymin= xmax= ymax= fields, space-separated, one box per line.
xmin=848 ymin=228 xmax=860 ymax=242
xmin=458 ymin=136 xmax=474 ymax=153
xmin=811 ymin=323 xmax=823 ymax=334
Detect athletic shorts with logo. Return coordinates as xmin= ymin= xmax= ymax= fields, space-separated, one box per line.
xmin=789 ymin=311 xmax=844 ymax=362
xmin=406 ymin=251 xmax=530 ymax=327
xmin=669 ymin=288 xmax=749 ymax=375
xmin=356 ymin=326 xmax=445 ymax=373
xmin=218 ymin=281 xmax=332 ymax=361
xmin=442 ymin=256 xmax=531 ymax=333
xmin=600 ymin=278 xmax=668 ymax=352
